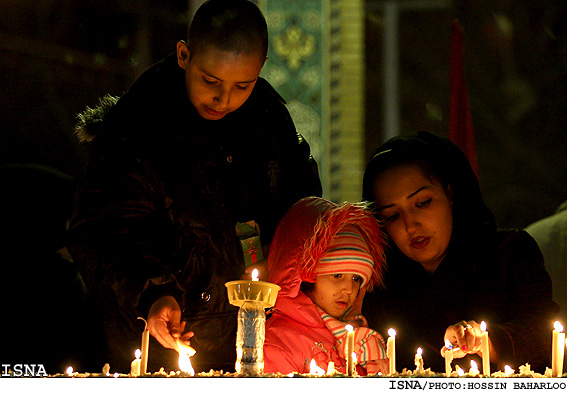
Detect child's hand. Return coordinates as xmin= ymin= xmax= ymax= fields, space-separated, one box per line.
xmin=442 ymin=320 xmax=482 ymax=358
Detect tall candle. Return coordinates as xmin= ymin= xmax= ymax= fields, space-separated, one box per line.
xmin=387 ymin=328 xmax=396 ymax=375
xmin=480 ymin=321 xmax=490 ymax=376
xmin=552 ymin=321 xmax=565 ymax=377
xmin=345 ymin=324 xmax=355 ymax=376
xmin=139 ymin=318 xmax=150 ymax=375
xmin=444 ymin=339 xmax=454 ymax=376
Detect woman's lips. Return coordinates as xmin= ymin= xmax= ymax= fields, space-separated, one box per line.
xmin=411 ymin=236 xmax=430 ymax=249
xmin=205 ymin=106 xmax=224 ymax=117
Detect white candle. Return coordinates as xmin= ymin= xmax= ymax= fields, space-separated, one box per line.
xmin=414 ymin=347 xmax=424 ymax=373
xmin=130 ymin=349 xmax=141 ymax=377
xmin=552 ymin=321 xmax=565 ymax=377
xmin=140 ymin=319 xmax=150 ymax=375
xmin=387 ymin=328 xmax=396 ymax=375
xmin=444 ymin=339 xmax=454 ymax=376
xmin=345 ymin=324 xmax=355 ymax=376
xmin=326 ymin=361 xmax=335 ymax=376
xmin=480 ymin=321 xmax=490 ymax=376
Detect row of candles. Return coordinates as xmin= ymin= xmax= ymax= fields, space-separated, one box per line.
xmin=69 ymin=266 xmax=567 ymax=378
xmin=122 ymin=319 xmax=566 ymax=377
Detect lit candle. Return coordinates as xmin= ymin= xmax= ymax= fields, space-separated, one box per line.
xmin=66 ymin=366 xmax=74 ymax=376
xmin=504 ymin=365 xmax=514 ymax=376
xmin=552 ymin=321 xmax=565 ymax=377
xmin=309 ymin=359 xmax=325 ymax=376
xmin=138 ymin=317 xmax=150 ymax=375
xmin=251 ymin=268 xmax=259 ymax=281
xmin=480 ymin=321 xmax=490 ymax=376
xmin=130 ymin=349 xmax=141 ymax=377
xmin=387 ymin=328 xmax=396 ymax=375
xmin=444 ymin=339 xmax=454 ymax=376
xmin=469 ymin=360 xmax=480 ymax=376
xmin=414 ymin=347 xmax=424 ymax=373
xmin=326 ymin=361 xmax=335 ymax=376
xmin=456 ymin=365 xmax=465 ymax=376
xmin=345 ymin=324 xmax=355 ymax=376
xmin=177 ymin=338 xmax=196 ymax=376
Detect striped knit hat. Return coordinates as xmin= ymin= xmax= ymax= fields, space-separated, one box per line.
xmin=299 ymin=201 xmax=386 ymax=291
xmin=314 ymin=224 xmax=374 ymax=286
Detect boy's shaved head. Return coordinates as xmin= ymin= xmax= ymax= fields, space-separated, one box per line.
xmin=189 ymin=0 xmax=268 ymax=59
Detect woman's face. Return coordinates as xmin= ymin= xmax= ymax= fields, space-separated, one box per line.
xmin=373 ymin=163 xmax=453 ymax=272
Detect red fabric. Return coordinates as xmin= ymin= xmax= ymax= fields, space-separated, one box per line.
xmin=448 ymin=19 xmax=479 ymax=178
xmin=263 ymin=197 xmax=387 ymax=375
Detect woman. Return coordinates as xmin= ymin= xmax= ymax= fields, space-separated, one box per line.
xmin=361 ymin=131 xmax=558 ymax=374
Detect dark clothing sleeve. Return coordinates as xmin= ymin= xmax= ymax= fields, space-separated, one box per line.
xmin=486 ymin=230 xmax=557 ymax=370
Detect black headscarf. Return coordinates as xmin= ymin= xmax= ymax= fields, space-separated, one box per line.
xmin=362 ymin=131 xmax=496 ymax=254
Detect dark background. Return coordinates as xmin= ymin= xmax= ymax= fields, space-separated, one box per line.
xmin=1 ymin=0 xmax=566 ymax=229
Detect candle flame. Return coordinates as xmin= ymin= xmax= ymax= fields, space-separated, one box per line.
xmin=326 ymin=361 xmax=335 ymax=375
xmin=345 ymin=324 xmax=354 ymax=333
xmin=66 ymin=366 xmax=74 ymax=375
xmin=352 ymin=352 xmax=358 ymax=364
xmin=480 ymin=321 xmax=487 ymax=332
xmin=176 ymin=339 xmax=196 ymax=376
xmin=504 ymin=365 xmax=514 ymax=375
xmin=470 ymin=360 xmax=478 ymax=369
xmin=417 ymin=347 xmax=423 ymax=356
xmin=554 ymin=321 xmax=564 ymax=332
xmin=457 ymin=366 xmax=465 ymax=376
xmin=135 ymin=348 xmax=141 ymax=359
xmin=309 ymin=359 xmax=325 ymax=376
xmin=388 ymin=328 xmax=396 ymax=337
xmin=251 ymin=268 xmax=259 ymax=281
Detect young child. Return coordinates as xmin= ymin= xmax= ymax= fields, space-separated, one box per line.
xmin=263 ymin=197 xmax=389 ymax=376
xmin=68 ymin=0 xmax=321 ymax=373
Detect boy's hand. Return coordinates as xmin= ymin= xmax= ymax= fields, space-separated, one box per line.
xmin=147 ymin=295 xmax=193 ymax=350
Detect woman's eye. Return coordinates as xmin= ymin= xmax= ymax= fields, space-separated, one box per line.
xmin=203 ymin=77 xmax=216 ymax=84
xmin=332 ymin=273 xmax=342 ymax=279
xmin=353 ymin=276 xmax=362 ymax=283
xmin=416 ymin=198 xmax=432 ymax=208
xmin=382 ymin=212 xmax=399 ymax=222
xmin=235 ymin=84 xmax=249 ymax=90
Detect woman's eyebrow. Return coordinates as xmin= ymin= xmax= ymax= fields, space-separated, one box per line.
xmin=376 ymin=186 xmax=428 ymax=212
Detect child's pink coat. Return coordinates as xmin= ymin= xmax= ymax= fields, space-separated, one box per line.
xmin=263 ymin=197 xmax=387 ymax=375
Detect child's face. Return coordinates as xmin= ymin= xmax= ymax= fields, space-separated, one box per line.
xmin=177 ymin=41 xmax=266 ymax=120
xmin=306 ymin=273 xmax=362 ymax=318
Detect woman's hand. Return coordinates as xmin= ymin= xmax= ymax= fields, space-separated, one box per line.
xmin=440 ymin=320 xmax=482 ymax=359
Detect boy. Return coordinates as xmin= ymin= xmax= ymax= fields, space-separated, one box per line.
xmin=263 ymin=197 xmax=389 ymax=376
xmin=68 ymin=0 xmax=321 ymax=373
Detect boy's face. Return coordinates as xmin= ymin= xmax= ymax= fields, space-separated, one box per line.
xmin=306 ymin=273 xmax=362 ymax=318
xmin=177 ymin=41 xmax=266 ymax=120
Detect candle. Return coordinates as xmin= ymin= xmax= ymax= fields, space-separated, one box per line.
xmin=251 ymin=268 xmax=259 ymax=281
xmin=137 ymin=317 xmax=150 ymax=375
xmin=309 ymin=359 xmax=325 ymax=376
xmin=345 ymin=324 xmax=355 ymax=376
xmin=326 ymin=361 xmax=335 ymax=376
xmin=552 ymin=321 xmax=565 ymax=377
xmin=444 ymin=339 xmax=454 ymax=376
xmin=456 ymin=365 xmax=465 ymax=376
xmin=130 ymin=349 xmax=141 ymax=377
xmin=504 ymin=365 xmax=514 ymax=376
xmin=480 ymin=321 xmax=490 ymax=376
xmin=469 ymin=360 xmax=480 ymax=376
xmin=177 ymin=338 xmax=196 ymax=376
xmin=66 ymin=366 xmax=74 ymax=376
xmin=414 ymin=347 xmax=424 ymax=373
xmin=387 ymin=328 xmax=396 ymax=375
